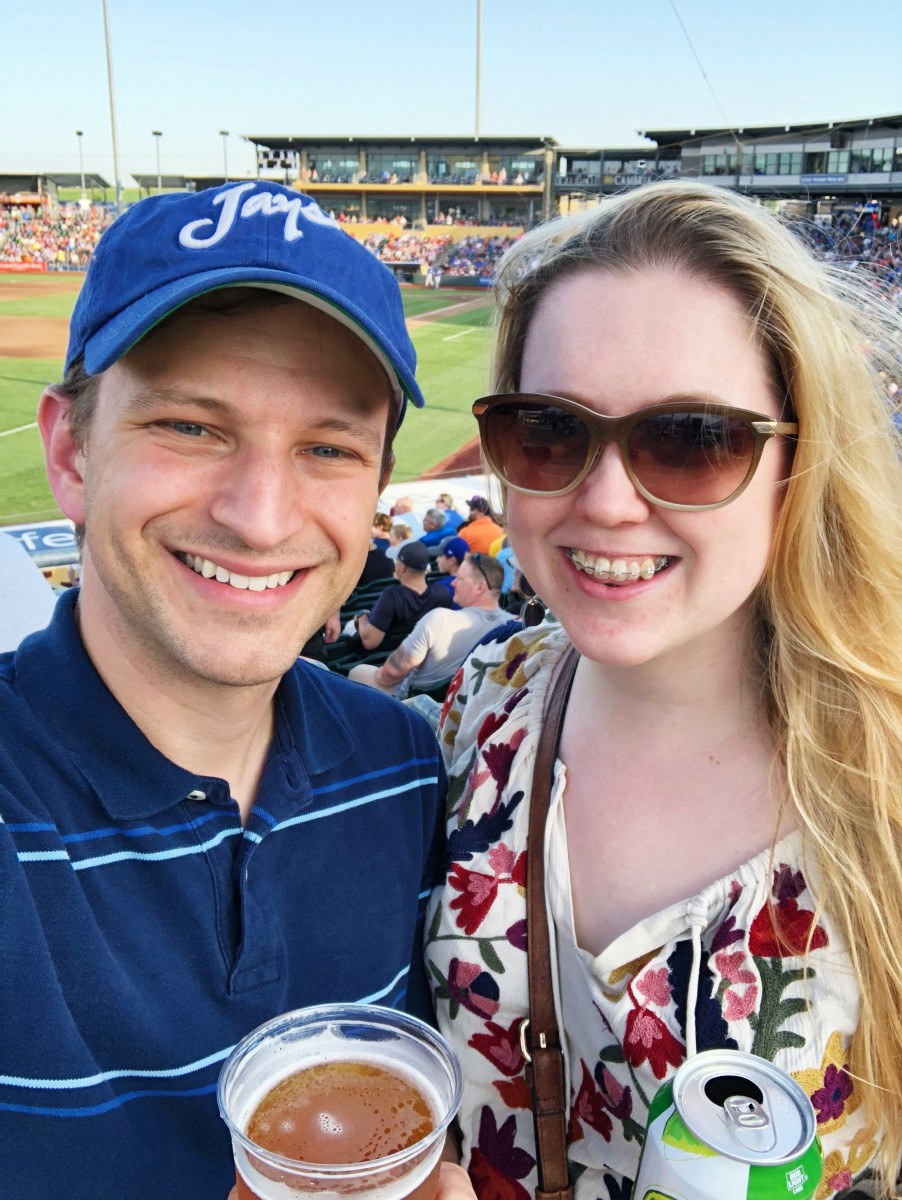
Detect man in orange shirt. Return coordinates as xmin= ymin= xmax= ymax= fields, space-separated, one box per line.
xmin=459 ymin=495 xmax=504 ymax=554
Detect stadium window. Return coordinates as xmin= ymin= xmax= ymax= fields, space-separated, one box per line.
xmin=827 ymin=150 xmax=850 ymax=173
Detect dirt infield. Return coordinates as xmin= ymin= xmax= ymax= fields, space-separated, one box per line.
xmin=0 ymin=273 xmax=83 ymax=359
xmin=405 ymin=294 xmax=489 ymax=328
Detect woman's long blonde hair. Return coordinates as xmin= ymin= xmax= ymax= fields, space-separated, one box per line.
xmin=491 ymin=182 xmax=902 ymax=1196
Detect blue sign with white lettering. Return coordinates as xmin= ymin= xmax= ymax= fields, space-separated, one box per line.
xmin=1 ymin=521 xmax=78 ymax=567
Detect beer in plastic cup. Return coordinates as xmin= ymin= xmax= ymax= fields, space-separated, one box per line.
xmin=217 ymin=1004 xmax=462 ymax=1200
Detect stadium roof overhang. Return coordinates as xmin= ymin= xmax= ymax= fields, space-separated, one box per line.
xmin=244 ymin=134 xmax=558 ymax=151
xmin=639 ymin=113 xmax=902 ymax=148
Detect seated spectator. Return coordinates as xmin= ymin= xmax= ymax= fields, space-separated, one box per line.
xmin=349 ymin=554 xmax=507 ymax=698
xmin=355 ymin=538 xmax=395 ymax=588
xmin=371 ymin=512 xmax=393 ymax=550
xmin=434 ymin=492 xmax=464 ymax=530
xmin=353 ymin=541 xmax=451 ymax=650
xmin=419 ymin=507 xmax=448 ymax=548
xmin=385 ymin=522 xmax=415 ymax=559
xmin=390 ymin=496 xmax=424 ymax=537
xmin=459 ymin=495 xmax=505 ymax=553
xmin=433 ymin=534 xmax=470 ymax=607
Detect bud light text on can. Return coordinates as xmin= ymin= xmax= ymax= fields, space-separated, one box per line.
xmin=632 ymin=1050 xmax=823 ymax=1200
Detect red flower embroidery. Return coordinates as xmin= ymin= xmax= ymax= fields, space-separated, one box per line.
xmin=448 ymin=846 xmax=526 ymax=934
xmin=493 ymin=1076 xmax=532 ymax=1110
xmin=624 ymin=994 xmax=684 ymax=1079
xmin=568 ymin=1061 xmax=613 ymax=1143
xmin=439 ymin=668 xmax=464 ymax=725
xmin=449 ymin=864 xmax=498 ymax=934
xmin=470 ymin=1018 xmax=526 ymax=1077
xmin=748 ymin=897 xmax=828 ymax=958
xmin=478 ymin=709 xmax=509 ymax=747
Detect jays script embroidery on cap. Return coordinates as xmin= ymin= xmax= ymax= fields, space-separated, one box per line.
xmin=178 ymin=182 xmax=341 ymax=250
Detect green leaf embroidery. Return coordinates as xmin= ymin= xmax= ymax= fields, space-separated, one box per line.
xmin=478 ymin=939 xmax=505 ymax=973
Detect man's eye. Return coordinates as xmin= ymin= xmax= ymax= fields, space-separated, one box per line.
xmin=308 ymin=445 xmax=352 ymax=460
xmin=166 ymin=421 xmax=208 ymax=437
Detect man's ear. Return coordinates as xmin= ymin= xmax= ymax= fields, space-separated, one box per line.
xmin=38 ymin=387 xmax=87 ymax=526
xmin=379 ymin=451 xmax=396 ymax=494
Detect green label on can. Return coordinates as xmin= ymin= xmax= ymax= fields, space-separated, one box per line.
xmin=662 ymin=1110 xmax=717 ymax=1158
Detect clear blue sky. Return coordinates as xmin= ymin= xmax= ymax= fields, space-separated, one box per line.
xmin=3 ymin=0 xmax=900 ymax=183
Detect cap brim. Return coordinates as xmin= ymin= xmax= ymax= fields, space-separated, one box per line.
xmin=78 ymin=269 xmax=424 ymax=409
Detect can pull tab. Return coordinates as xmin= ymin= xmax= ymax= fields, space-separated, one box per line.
xmin=723 ymin=1095 xmax=777 ymax=1152
xmin=724 ymin=1096 xmax=770 ymax=1128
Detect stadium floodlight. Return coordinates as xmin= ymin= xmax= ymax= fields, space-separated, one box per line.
xmin=76 ymin=131 xmax=86 ymax=200
xmin=152 ymin=130 xmax=163 ymax=193
xmin=219 ymin=130 xmax=229 ymax=183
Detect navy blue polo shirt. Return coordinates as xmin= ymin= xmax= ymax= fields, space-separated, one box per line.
xmin=0 ymin=590 xmax=446 ymax=1200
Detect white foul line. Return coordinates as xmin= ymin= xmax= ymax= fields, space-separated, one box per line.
xmin=0 ymin=421 xmax=38 ymax=438
xmin=443 ymin=328 xmax=477 ymax=342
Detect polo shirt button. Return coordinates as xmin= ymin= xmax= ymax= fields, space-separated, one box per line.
xmin=185 ymin=789 xmax=207 ymax=801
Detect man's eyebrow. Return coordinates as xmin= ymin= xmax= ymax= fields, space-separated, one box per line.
xmin=122 ymin=387 xmax=237 ymax=417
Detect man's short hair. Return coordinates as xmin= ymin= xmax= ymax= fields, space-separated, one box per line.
xmin=466 ymin=552 xmax=504 ymax=593
xmin=423 ymin=508 xmax=446 ymax=528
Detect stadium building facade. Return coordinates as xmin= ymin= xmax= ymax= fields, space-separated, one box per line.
xmin=555 ymin=113 xmax=902 ymax=223
xmin=245 ymin=135 xmax=556 ymax=227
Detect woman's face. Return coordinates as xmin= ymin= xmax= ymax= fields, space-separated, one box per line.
xmin=507 ymin=266 xmax=787 ymax=672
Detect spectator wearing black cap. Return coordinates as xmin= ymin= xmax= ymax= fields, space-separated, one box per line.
xmin=354 ymin=539 xmax=451 ymax=649
xmin=459 ymin=495 xmax=505 ymax=553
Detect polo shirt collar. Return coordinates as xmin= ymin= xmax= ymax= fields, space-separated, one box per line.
xmin=13 ymin=589 xmax=357 ymax=821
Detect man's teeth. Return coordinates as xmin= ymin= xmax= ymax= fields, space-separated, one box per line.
xmin=568 ymin=551 xmax=670 ymax=581
xmin=179 ymin=553 xmax=294 ymax=590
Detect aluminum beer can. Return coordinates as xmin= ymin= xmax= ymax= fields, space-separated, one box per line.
xmin=632 ymin=1050 xmax=822 ymax=1200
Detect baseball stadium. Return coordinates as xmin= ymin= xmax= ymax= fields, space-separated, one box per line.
xmin=1 ymin=115 xmax=900 ymax=579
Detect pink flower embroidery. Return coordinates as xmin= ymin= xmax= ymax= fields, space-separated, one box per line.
xmin=635 ymin=966 xmax=672 ymax=1007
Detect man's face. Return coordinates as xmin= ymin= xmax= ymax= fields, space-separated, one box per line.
xmin=450 ymin=559 xmax=482 ymax=608
xmin=50 ymin=299 xmax=393 ymax=690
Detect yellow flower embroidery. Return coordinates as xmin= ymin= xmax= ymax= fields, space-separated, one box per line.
xmin=487 ymin=632 xmax=553 ymax=690
xmin=816 ymin=1140 xmax=875 ymax=1200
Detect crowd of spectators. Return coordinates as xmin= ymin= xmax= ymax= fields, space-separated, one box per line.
xmin=443 ymin=235 xmax=517 ymax=279
xmin=0 ymin=203 xmax=112 ymax=268
xmin=363 ymin=232 xmax=452 ymax=264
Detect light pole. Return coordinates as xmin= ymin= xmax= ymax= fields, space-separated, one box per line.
xmin=152 ymin=130 xmax=163 ymax=193
xmin=101 ymin=0 xmax=123 ymax=214
xmin=76 ymin=130 xmax=86 ymax=200
xmin=219 ymin=130 xmax=229 ymax=183
xmin=475 ymin=0 xmax=482 ymax=140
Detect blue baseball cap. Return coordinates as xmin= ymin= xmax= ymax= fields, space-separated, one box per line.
xmin=66 ymin=181 xmax=424 ymax=421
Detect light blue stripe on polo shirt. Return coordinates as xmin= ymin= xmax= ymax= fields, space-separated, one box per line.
xmin=272 ymin=775 xmax=440 ymax=835
xmin=18 ymin=825 xmax=242 ymax=870
xmin=0 ymin=1044 xmax=234 ymax=1091
xmin=0 ymin=967 xmax=409 ymax=1109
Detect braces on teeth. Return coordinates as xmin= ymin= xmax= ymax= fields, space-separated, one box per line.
xmin=568 ymin=551 xmax=670 ymax=581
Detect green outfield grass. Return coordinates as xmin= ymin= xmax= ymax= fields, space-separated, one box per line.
xmin=0 ymin=281 xmax=491 ymax=523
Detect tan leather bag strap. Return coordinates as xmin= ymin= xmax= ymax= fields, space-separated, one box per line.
xmin=524 ymin=643 xmax=579 ymax=1200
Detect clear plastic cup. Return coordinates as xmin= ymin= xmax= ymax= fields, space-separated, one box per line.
xmin=218 ymin=1004 xmax=462 ymax=1200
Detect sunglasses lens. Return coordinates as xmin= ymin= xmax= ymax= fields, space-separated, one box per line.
xmin=629 ymin=412 xmax=757 ymax=506
xmin=482 ymin=401 xmax=591 ymax=493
